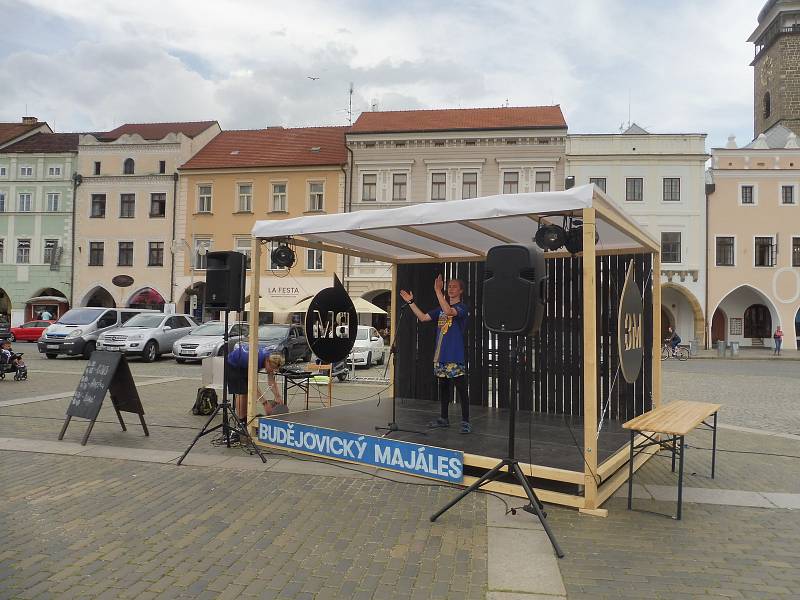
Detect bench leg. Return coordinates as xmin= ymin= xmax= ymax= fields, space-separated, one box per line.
xmin=711 ymin=411 xmax=718 ymax=479
xmin=671 ymin=437 xmax=676 ymax=472
xmin=676 ymin=435 xmax=685 ymax=520
xmin=627 ymin=430 xmax=634 ymax=510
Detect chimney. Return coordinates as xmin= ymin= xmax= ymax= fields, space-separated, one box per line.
xmin=22 ymin=116 xmax=38 ymax=125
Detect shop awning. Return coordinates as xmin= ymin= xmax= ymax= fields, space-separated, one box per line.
xmin=26 ymin=296 xmax=70 ymax=304
xmin=288 ymin=296 xmax=387 ymax=315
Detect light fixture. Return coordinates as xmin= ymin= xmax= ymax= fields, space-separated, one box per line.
xmin=562 ymin=219 xmax=600 ymax=256
xmin=534 ymin=222 xmax=567 ymax=252
xmin=271 ymin=241 xmax=296 ymax=268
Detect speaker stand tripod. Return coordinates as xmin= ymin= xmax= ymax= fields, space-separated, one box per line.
xmin=375 ymin=304 xmax=427 ymax=438
xmin=430 ymin=334 xmax=564 ymax=558
xmin=177 ymin=310 xmax=267 ymax=465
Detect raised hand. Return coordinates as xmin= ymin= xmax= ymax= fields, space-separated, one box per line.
xmin=434 ymin=274 xmax=444 ymax=294
xmin=399 ymin=289 xmax=413 ymax=303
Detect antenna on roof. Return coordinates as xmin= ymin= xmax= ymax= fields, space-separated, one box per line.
xmin=348 ymin=82 xmax=354 ymax=125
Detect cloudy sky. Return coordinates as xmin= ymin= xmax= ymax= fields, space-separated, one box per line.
xmin=1 ymin=0 xmax=762 ymax=148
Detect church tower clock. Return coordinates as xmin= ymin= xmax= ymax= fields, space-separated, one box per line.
xmin=749 ymin=0 xmax=800 ymax=136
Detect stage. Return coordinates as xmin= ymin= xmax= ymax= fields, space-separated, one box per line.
xmin=258 ymin=396 xmax=633 ymax=504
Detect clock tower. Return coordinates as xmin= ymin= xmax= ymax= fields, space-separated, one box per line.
xmin=750 ymin=0 xmax=800 ymax=136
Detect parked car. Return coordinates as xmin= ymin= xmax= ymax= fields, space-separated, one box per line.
xmin=97 ymin=313 xmax=198 ymax=362
xmin=258 ymin=324 xmax=312 ymax=364
xmin=0 ymin=317 xmax=13 ymax=341
xmin=39 ymin=307 xmax=158 ymax=359
xmin=349 ymin=325 xmax=386 ymax=368
xmin=8 ymin=320 xmax=55 ymax=342
xmin=172 ymin=321 xmax=248 ymax=363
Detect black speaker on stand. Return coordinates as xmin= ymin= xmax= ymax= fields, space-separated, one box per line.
xmin=178 ymin=251 xmax=266 ymax=465
xmin=430 ymin=243 xmax=564 ymax=558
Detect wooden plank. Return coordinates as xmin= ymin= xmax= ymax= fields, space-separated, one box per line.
xmin=593 ymin=194 xmax=661 ymax=253
xmin=622 ymin=400 xmax=722 ymax=436
xmin=595 ymin=441 xmax=658 ymax=506
xmin=596 ymin=432 xmax=653 ymax=479
xmin=461 ymin=475 xmax=586 ymax=508
xmin=652 ymin=252 xmax=662 ymax=410
xmin=351 ymin=230 xmax=441 ymax=259
xmin=581 ymin=207 xmax=599 ymax=509
xmin=292 ymin=237 xmax=398 ymax=263
xmin=460 ymin=221 xmax=515 ymax=243
xmin=463 ymin=453 xmax=585 ymax=485
xmin=399 ymin=226 xmax=486 ymax=258
xmin=247 ymin=238 xmax=262 ymax=430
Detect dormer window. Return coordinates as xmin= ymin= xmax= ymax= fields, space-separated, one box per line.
xmin=123 ymin=158 xmax=135 ymax=175
xmin=763 ymin=92 xmax=771 ymax=119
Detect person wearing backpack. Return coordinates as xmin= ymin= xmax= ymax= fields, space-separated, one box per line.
xmin=226 ymin=342 xmax=286 ymax=423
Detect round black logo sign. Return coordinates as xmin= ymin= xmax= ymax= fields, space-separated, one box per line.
xmin=617 ymin=261 xmax=644 ymax=383
xmin=305 ymin=274 xmax=358 ymax=363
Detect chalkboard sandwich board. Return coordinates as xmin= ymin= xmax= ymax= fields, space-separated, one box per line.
xmin=58 ymin=351 xmax=149 ymax=445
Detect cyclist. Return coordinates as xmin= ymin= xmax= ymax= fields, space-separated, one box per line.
xmin=666 ymin=327 xmax=681 ymax=357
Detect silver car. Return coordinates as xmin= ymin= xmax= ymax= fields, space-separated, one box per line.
xmin=172 ymin=320 xmax=248 ymax=363
xmin=96 ymin=313 xmax=198 ymax=362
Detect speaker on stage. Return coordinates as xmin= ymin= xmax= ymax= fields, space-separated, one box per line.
xmin=483 ymin=244 xmax=546 ymax=335
xmin=205 ymin=251 xmax=246 ymax=311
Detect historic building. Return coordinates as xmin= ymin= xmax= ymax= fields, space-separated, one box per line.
xmin=0 ymin=128 xmax=77 ymax=326
xmin=344 ymin=106 xmax=568 ymax=326
xmin=177 ymin=126 xmax=347 ymax=321
xmin=567 ymin=125 xmax=709 ymax=348
xmin=73 ymin=121 xmax=220 ymax=311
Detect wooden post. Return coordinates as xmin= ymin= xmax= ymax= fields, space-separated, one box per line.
xmin=652 ymin=251 xmax=662 ymax=409
xmin=247 ymin=238 xmax=262 ymax=431
xmin=581 ymin=208 xmax=599 ymax=511
xmin=390 ymin=264 xmax=397 ymax=396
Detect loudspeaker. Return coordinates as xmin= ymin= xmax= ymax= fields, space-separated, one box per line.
xmin=205 ymin=251 xmax=246 ymax=311
xmin=483 ymin=244 xmax=546 ymax=335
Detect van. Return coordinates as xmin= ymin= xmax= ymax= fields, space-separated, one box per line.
xmin=37 ymin=307 xmax=158 ymax=359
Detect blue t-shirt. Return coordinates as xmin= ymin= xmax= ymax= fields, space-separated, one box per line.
xmin=427 ymin=302 xmax=468 ymax=365
xmin=227 ymin=343 xmax=271 ymax=370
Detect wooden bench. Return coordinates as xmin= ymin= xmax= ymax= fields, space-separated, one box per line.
xmin=623 ymin=400 xmax=721 ymax=519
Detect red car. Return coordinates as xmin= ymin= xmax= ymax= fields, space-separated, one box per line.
xmin=9 ymin=320 xmax=55 ymax=342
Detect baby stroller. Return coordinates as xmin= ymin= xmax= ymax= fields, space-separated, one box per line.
xmin=0 ymin=352 xmax=27 ymax=381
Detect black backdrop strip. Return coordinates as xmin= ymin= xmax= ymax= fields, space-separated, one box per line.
xmin=395 ymin=253 xmax=653 ymax=422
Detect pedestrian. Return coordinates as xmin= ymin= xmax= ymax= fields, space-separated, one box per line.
xmin=773 ymin=326 xmax=783 ymax=356
xmin=40 ymin=308 xmax=53 ymax=320
xmin=226 ymin=342 xmax=286 ymax=437
xmin=400 ymin=275 xmax=471 ymax=434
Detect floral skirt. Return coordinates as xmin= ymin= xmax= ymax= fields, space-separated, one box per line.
xmin=434 ymin=362 xmax=465 ymax=379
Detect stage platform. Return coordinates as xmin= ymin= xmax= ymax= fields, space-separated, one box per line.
xmin=260 ymin=396 xmax=631 ymax=504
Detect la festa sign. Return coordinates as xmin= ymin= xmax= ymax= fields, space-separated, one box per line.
xmin=258 ymin=419 xmax=464 ymax=484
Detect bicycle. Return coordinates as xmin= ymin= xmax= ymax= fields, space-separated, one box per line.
xmin=661 ymin=341 xmax=688 ymax=361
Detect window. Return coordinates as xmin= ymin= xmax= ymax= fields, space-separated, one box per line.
xmin=359 ymin=256 xmax=376 ymax=263
xmin=43 ymin=239 xmax=58 ymax=264
xmin=89 ymin=242 xmax=104 ymax=266
xmin=46 ymin=193 xmax=59 ymax=212
xmin=431 ymin=172 xmax=447 ymax=200
xmin=198 ymin=185 xmax=212 ymax=212
xmin=16 ymin=239 xmax=30 ymax=264
xmin=272 ymin=183 xmax=287 ymax=211
xmin=194 ymin=238 xmax=211 ymax=269
xmin=0 ymin=239 xmax=3 ymax=263
xmin=793 ymin=237 xmax=800 ymax=267
xmin=764 ymin=92 xmax=771 ymax=118
xmin=589 ymin=177 xmax=606 ymax=192
xmin=18 ymin=193 xmax=32 ymax=212
xmin=0 ymin=166 xmax=6 ymax=176
xmin=91 ymin=194 xmax=106 ymax=218
xmin=120 ymin=194 xmax=135 ymax=218
xmin=94 ymin=161 xmax=101 ymax=176
xmin=362 ymin=174 xmax=377 ymax=201
xmin=392 ymin=173 xmax=407 ymax=201
xmin=237 ymin=183 xmax=252 ymax=212
xmin=118 ymin=241 xmax=134 ymax=266
xmin=715 ymin=237 xmax=735 ymax=266
xmin=535 ymin=171 xmax=551 ymax=192
xmin=123 ymin=158 xmax=135 ymax=175
xmin=306 ymin=248 xmax=323 ymax=271
xmin=663 ymin=178 xmax=680 ymax=201
xmin=48 ymin=166 xmax=62 ymax=176
xmin=235 ymin=237 xmax=252 ymax=270
xmin=159 ymin=160 xmax=166 ymax=174
xmin=626 ymin=178 xmax=643 ymax=201
xmin=0 ymin=192 xmax=6 ymax=212
xmin=661 ymin=232 xmax=681 ymax=263
xmin=782 ymin=185 xmax=795 ymax=205
xmin=150 ymin=193 xmax=166 ymax=217
xmin=309 ymin=182 xmax=324 ymax=211
xmin=148 ymin=242 xmax=164 ymax=267
xmin=741 ymin=185 xmax=754 ymax=204
xmin=20 ymin=166 xmax=32 ymax=177
xmin=462 ymin=173 xmax=477 ymax=199
xmin=754 ymin=236 xmax=776 ymax=266
xmin=503 ymin=172 xmax=519 ymax=194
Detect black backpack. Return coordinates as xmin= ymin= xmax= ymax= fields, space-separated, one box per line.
xmin=192 ymin=388 xmax=218 ymax=416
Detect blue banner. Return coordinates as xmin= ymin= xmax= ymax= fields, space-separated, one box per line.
xmin=258 ymin=419 xmax=464 ymax=484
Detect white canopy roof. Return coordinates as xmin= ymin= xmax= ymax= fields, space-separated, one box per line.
xmin=251 ymin=185 xmax=659 ymax=263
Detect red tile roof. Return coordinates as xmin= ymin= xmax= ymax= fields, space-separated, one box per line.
xmin=98 ymin=121 xmax=219 ymax=141
xmin=350 ymin=105 xmax=567 ymax=134
xmin=0 ymin=122 xmax=46 ymax=146
xmin=1 ymin=133 xmax=79 ymax=154
xmin=180 ymin=127 xmax=348 ymax=170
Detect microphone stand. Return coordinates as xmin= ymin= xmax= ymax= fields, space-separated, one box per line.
xmin=375 ymin=302 xmax=426 ymax=437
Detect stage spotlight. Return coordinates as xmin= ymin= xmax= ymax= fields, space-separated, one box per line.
xmin=534 ymin=223 xmax=567 ymax=252
xmin=271 ymin=242 xmax=296 ymax=268
xmin=563 ymin=220 xmax=601 ymax=256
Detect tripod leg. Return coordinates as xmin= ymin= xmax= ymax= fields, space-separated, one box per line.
xmin=227 ymin=403 xmax=268 ymax=464
xmin=511 ymin=462 xmax=564 ymax=558
xmin=177 ymin=403 xmax=226 ymax=465
xmin=430 ymin=460 xmax=509 ymax=522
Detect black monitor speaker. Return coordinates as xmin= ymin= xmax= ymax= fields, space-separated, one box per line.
xmin=483 ymin=244 xmax=547 ymax=335
xmin=205 ymin=251 xmax=246 ymax=311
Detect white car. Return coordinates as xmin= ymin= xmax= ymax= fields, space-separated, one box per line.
xmin=96 ymin=313 xmax=197 ymax=362
xmin=171 ymin=321 xmax=248 ymax=363
xmin=349 ymin=326 xmax=386 ymax=368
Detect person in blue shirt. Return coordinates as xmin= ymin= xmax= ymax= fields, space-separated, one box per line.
xmin=227 ymin=342 xmax=286 ymax=422
xmin=400 ymin=275 xmax=471 ymax=433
